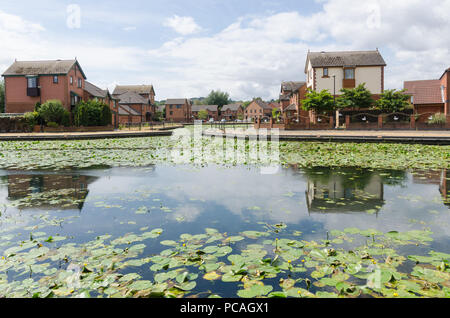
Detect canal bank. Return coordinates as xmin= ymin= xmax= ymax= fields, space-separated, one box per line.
xmin=203 ymin=129 xmax=450 ymax=145
xmin=0 ymin=129 xmax=174 ymax=141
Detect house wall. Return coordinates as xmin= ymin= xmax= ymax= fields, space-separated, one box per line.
xmin=415 ymin=104 xmax=445 ymax=122
xmin=5 ymin=74 xmax=71 ymax=113
xmin=118 ymin=114 xmax=141 ymax=124
xmin=313 ymin=66 xmax=383 ymax=95
xmin=441 ymin=71 xmax=449 ymax=115
xmin=245 ymin=101 xmax=272 ymax=120
xmin=165 ymin=102 xmax=191 ymax=122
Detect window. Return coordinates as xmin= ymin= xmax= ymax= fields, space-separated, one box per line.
xmin=169 ymin=105 xmax=173 ymax=109
xmin=27 ymin=77 xmax=38 ymax=88
xmin=344 ymin=68 xmax=355 ymax=80
xmin=169 ymin=111 xmax=173 ymax=116
xmin=78 ymin=78 xmax=82 ymax=88
xmin=53 ymin=75 xmax=59 ymax=84
xmin=323 ymin=68 xmax=329 ymax=77
xmin=70 ymin=76 xmax=73 ymax=85
xmin=176 ymin=105 xmax=181 ymax=109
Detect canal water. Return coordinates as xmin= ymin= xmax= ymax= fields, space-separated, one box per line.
xmin=0 ymin=165 xmax=449 ymax=297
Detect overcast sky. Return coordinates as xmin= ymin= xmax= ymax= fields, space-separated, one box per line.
xmin=0 ymin=0 xmax=449 ymax=101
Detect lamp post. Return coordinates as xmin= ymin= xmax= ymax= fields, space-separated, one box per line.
xmin=333 ymin=75 xmax=339 ymax=128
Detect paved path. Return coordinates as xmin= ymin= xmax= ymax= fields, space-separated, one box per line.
xmin=203 ymin=128 xmax=450 ymax=145
xmin=0 ymin=129 xmax=174 ymax=141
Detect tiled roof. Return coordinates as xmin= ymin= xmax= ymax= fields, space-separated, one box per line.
xmin=404 ymin=80 xmax=444 ymax=105
xmin=166 ymin=99 xmax=189 ymax=105
xmin=118 ymin=105 xmax=140 ymax=116
xmin=281 ymin=81 xmax=306 ymax=92
xmin=113 ymin=85 xmax=154 ymax=96
xmin=192 ymin=105 xmax=218 ymax=112
xmin=285 ymin=104 xmax=297 ymax=111
xmin=222 ymin=104 xmax=243 ymax=112
xmin=2 ymin=59 xmax=86 ymax=78
xmin=84 ymin=81 xmax=108 ymax=98
xmin=117 ymin=91 xmax=148 ymax=105
xmin=306 ymin=50 xmax=386 ymax=71
xmin=252 ymin=99 xmax=273 ymax=110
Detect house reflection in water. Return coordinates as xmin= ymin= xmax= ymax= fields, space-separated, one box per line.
xmin=412 ymin=169 xmax=450 ymax=207
xmin=6 ymin=173 xmax=98 ymax=210
xmin=289 ymin=166 xmax=389 ymax=215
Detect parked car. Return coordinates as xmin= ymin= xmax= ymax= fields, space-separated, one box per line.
xmin=209 ymin=118 xmax=214 ymax=123
xmin=221 ymin=119 xmax=226 ymax=122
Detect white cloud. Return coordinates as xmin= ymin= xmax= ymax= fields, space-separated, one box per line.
xmin=2 ymin=1 xmax=450 ymax=100
xmin=163 ymin=15 xmax=202 ymax=35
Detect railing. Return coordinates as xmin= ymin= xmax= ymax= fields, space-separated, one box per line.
xmin=118 ymin=121 xmax=180 ymax=131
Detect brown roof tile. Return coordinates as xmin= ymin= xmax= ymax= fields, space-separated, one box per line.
xmin=404 ymin=80 xmax=444 ymax=105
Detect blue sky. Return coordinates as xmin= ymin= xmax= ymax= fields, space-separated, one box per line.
xmin=1 ymin=0 xmax=449 ymax=100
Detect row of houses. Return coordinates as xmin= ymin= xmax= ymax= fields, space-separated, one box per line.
xmin=276 ymin=50 xmax=450 ymax=123
xmin=1 ymin=59 xmax=159 ymax=126
xmin=2 ymin=50 xmax=449 ymax=126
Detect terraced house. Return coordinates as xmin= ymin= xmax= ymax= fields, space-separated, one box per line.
xmin=1 ymin=59 xmax=87 ymax=113
xmin=244 ymin=99 xmax=273 ymax=122
xmin=221 ymin=103 xmax=244 ymax=121
xmin=191 ymin=105 xmax=219 ymax=121
xmin=305 ymin=50 xmax=386 ymax=99
xmin=279 ymin=81 xmax=308 ymax=121
xmin=165 ymin=98 xmax=192 ymax=122
xmin=112 ymin=85 xmax=156 ymax=122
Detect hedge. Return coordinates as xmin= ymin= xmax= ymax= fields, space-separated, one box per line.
xmin=73 ymin=100 xmax=112 ymax=127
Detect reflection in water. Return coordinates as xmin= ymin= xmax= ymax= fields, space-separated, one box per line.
xmin=412 ymin=169 xmax=450 ymax=207
xmin=5 ymin=174 xmax=98 ymax=210
xmin=303 ymin=167 xmax=385 ymax=214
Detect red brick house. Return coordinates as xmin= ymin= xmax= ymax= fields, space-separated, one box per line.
xmin=440 ymin=68 xmax=450 ymax=115
xmin=118 ymin=104 xmax=142 ymax=124
xmin=279 ymin=81 xmax=308 ymax=121
xmin=1 ymin=59 xmax=86 ymax=113
xmin=191 ymin=105 xmax=219 ymax=121
xmin=403 ymin=80 xmax=445 ymax=118
xmin=165 ymin=99 xmax=192 ymax=122
xmin=221 ymin=103 xmax=244 ymax=121
xmin=244 ymin=99 xmax=273 ymax=122
xmin=113 ymin=85 xmax=156 ymax=121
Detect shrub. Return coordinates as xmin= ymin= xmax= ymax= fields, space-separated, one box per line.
xmin=38 ymin=100 xmax=67 ymax=125
xmin=47 ymin=122 xmax=59 ymax=128
xmin=73 ymin=100 xmax=112 ymax=127
xmin=24 ymin=111 xmax=39 ymax=129
xmin=428 ymin=113 xmax=446 ymax=125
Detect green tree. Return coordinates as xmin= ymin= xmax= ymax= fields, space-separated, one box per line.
xmin=272 ymin=108 xmax=280 ymax=120
xmin=204 ymin=90 xmax=231 ymax=108
xmin=374 ymin=89 xmax=411 ymax=113
xmin=337 ymin=83 xmax=374 ymax=110
xmin=0 ymin=80 xmax=5 ymax=113
xmin=197 ymin=109 xmax=209 ymax=120
xmin=302 ymin=89 xmax=335 ymax=114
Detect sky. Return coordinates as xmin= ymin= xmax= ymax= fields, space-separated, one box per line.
xmin=0 ymin=0 xmax=449 ymax=101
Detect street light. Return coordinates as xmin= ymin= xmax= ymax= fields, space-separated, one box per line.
xmin=333 ymin=75 xmax=339 ymax=128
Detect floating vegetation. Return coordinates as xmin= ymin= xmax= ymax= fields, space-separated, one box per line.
xmin=0 ymin=224 xmax=448 ymax=298
xmin=0 ymin=136 xmax=449 ymax=170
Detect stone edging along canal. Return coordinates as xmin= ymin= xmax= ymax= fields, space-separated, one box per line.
xmin=0 ymin=130 xmax=174 ymax=141
xmin=203 ymin=129 xmax=450 ymax=145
